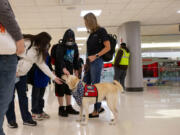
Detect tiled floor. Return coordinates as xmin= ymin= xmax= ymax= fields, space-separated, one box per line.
xmin=3 ymin=85 xmax=180 ymax=135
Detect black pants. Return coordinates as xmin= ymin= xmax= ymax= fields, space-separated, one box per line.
xmin=114 ymin=67 xmax=127 ymax=89
xmin=31 ymin=86 xmax=46 ymax=114
xmin=55 ymin=66 xmax=73 ymax=97
xmin=6 ymin=76 xmax=32 ymax=122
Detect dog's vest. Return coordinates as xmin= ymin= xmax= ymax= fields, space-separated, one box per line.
xmin=84 ymin=85 xmax=98 ymax=97
xmin=72 ymin=81 xmax=98 ymax=106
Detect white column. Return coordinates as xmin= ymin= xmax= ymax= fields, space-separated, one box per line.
xmin=118 ymin=21 xmax=143 ymax=91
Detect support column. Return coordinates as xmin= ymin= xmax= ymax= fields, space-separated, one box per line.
xmin=118 ymin=21 xmax=143 ymax=92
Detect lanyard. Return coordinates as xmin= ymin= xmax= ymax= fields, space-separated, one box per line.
xmin=0 ymin=24 xmax=5 ymax=33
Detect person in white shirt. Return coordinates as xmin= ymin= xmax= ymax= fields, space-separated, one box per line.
xmin=6 ymin=32 xmax=62 ymax=128
xmin=17 ymin=33 xmax=61 ymax=82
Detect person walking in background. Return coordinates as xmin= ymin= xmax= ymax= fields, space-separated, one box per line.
xmin=113 ymin=43 xmax=130 ymax=90
xmin=0 ymin=0 xmax=25 ymax=134
xmin=6 ymin=32 xmax=62 ymax=128
xmin=53 ymin=29 xmax=79 ymax=117
xmin=83 ymin=13 xmax=110 ymax=118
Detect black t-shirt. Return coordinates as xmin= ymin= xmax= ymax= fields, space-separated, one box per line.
xmin=54 ymin=43 xmax=79 ymax=76
xmin=87 ymin=27 xmax=109 ymax=56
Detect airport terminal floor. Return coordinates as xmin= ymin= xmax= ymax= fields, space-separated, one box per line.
xmin=3 ymin=84 xmax=180 ymax=135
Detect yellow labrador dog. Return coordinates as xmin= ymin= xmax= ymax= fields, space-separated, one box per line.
xmin=61 ymin=75 xmax=124 ymax=125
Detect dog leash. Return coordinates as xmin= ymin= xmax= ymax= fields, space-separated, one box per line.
xmin=60 ymin=78 xmax=66 ymax=83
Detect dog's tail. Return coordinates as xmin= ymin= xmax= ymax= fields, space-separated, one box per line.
xmin=113 ymin=80 xmax=124 ymax=93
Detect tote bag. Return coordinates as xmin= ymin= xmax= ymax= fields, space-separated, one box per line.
xmin=0 ymin=24 xmax=16 ymax=55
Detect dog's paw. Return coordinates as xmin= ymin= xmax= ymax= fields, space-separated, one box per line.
xmin=109 ymin=119 xmax=116 ymax=125
xmin=76 ymin=119 xmax=82 ymax=122
xmin=76 ymin=117 xmax=84 ymax=122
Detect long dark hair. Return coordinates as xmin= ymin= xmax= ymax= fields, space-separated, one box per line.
xmin=23 ymin=32 xmax=52 ymax=61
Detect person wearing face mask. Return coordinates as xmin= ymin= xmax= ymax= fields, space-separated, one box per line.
xmin=52 ymin=29 xmax=79 ymax=117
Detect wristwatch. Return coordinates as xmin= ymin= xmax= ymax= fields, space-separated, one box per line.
xmin=96 ymin=54 xmax=99 ymax=58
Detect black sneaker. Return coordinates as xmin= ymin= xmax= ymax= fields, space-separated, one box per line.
xmin=59 ymin=106 xmax=68 ymax=117
xmin=8 ymin=121 xmax=18 ymax=128
xmin=23 ymin=119 xmax=37 ymax=126
xmin=89 ymin=113 xmax=99 ymax=118
xmin=66 ymin=105 xmax=79 ymax=115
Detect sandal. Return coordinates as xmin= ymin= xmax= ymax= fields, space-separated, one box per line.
xmin=89 ymin=113 xmax=99 ymax=118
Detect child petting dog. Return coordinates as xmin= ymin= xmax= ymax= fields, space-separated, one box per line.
xmin=52 ymin=29 xmax=80 ymax=117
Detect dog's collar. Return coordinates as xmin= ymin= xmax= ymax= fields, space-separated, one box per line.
xmin=73 ymin=81 xmax=83 ymax=92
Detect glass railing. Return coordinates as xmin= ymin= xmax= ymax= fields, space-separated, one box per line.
xmin=101 ymin=65 xmax=180 ymax=86
xmin=144 ymin=66 xmax=180 ymax=86
xmin=101 ymin=66 xmax=114 ymax=82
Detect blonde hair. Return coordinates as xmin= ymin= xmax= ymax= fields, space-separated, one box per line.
xmin=84 ymin=13 xmax=100 ymax=33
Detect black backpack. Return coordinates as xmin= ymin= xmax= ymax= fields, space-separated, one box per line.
xmin=51 ymin=39 xmax=62 ymax=60
xmin=51 ymin=44 xmax=58 ymax=59
xmin=101 ymin=34 xmax=117 ymax=62
xmin=27 ymin=64 xmax=36 ymax=85
xmin=50 ymin=44 xmax=58 ymax=65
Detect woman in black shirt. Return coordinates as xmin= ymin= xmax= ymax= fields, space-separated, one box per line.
xmin=83 ymin=13 xmax=110 ymax=118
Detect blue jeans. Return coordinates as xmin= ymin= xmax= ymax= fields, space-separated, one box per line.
xmin=6 ymin=76 xmax=32 ymax=123
xmin=31 ymin=86 xmax=46 ymax=114
xmin=83 ymin=58 xmax=103 ymax=112
xmin=0 ymin=55 xmax=17 ymax=135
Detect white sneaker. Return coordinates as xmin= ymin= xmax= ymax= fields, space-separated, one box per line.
xmin=41 ymin=112 xmax=50 ymax=119
xmin=32 ymin=114 xmax=43 ymax=121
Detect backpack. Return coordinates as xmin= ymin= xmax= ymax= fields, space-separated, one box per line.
xmin=27 ymin=64 xmax=36 ymax=85
xmin=51 ymin=40 xmax=65 ymax=65
xmin=50 ymin=44 xmax=58 ymax=65
xmin=100 ymin=34 xmax=117 ymax=62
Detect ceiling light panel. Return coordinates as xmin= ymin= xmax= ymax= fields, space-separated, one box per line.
xmin=77 ymin=27 xmax=87 ymax=32
xmin=80 ymin=10 xmax=102 ymax=17
xmin=141 ymin=43 xmax=180 ymax=48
